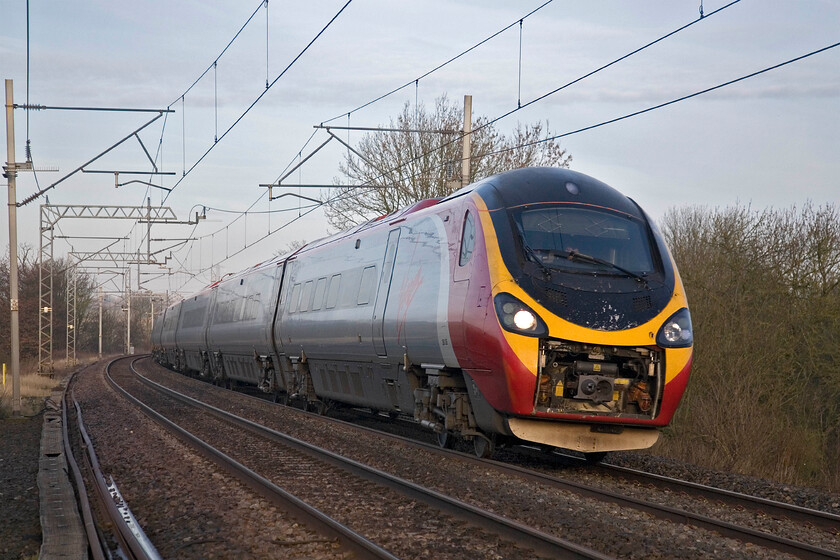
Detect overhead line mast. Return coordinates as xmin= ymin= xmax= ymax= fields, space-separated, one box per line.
xmin=4 ymin=80 xmax=21 ymax=414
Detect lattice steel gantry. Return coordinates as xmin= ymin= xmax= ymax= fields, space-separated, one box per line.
xmin=38 ymin=203 xmax=178 ymax=372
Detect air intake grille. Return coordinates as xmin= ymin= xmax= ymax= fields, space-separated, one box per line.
xmin=633 ymin=295 xmax=652 ymax=312
xmin=544 ymin=289 xmax=568 ymax=307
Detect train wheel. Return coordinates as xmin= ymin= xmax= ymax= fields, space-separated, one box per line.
xmin=583 ymin=452 xmax=608 ymax=465
xmin=201 ymin=362 xmax=211 ymax=379
xmin=307 ymin=400 xmax=327 ymax=415
xmin=473 ymin=435 xmax=495 ymax=458
xmin=273 ymin=392 xmax=289 ymax=405
xmin=437 ymin=431 xmax=453 ymax=449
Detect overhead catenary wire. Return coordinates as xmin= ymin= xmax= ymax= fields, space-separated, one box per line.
xmin=162 ymin=128 xmax=324 ymax=285
xmin=124 ymin=0 xmax=273 ymax=265
xmin=218 ymin=37 xmax=840 ymax=290
xmin=141 ymin=0 xmax=723 ymax=294
xmin=165 ymin=1 xmax=735 ymax=292
xmin=481 ymin=41 xmax=840 ymax=159
xmin=169 ymin=0 xmax=267 ymax=108
xmin=172 ymin=200 xmax=323 ymax=292
xmin=164 ymin=0 xmax=354 ymax=201
xmin=166 ymin=4 xmax=835 ymax=297
xmin=134 ymin=1 xmax=566 ymax=291
xmin=396 ymin=39 xmax=840 ymax=194
xmin=266 ymin=3 xmax=740 ymax=213
xmin=321 ymin=0 xmax=554 ymax=125
xmin=123 ymin=1 xmax=281 ymax=278
xmin=343 ymin=0 xmax=745 ymax=196
xmin=150 ymin=1 xmax=570 ymax=287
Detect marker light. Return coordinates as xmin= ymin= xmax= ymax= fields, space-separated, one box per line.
xmin=494 ymin=293 xmax=548 ymax=337
xmin=656 ymin=308 xmax=693 ymax=348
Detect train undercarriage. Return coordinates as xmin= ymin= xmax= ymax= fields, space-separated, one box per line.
xmin=155 ymin=344 xmax=661 ymax=461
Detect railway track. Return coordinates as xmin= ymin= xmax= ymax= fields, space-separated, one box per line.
xmin=108 ymin=357 xmax=399 ymax=560
xmin=66 ymin=395 xmax=162 ymax=560
xmin=61 ymin=366 xmax=162 ymax=560
xmin=340 ymin=410 xmax=840 ymax=560
xmin=305 ymin=409 xmax=840 ymax=560
xmin=113 ymin=356 xmax=612 ymax=559
xmin=329 ymin=409 xmax=840 ymax=559
xmin=594 ymin=462 xmax=840 ymax=534
xmin=330 ymin=406 xmax=840 ymax=534
xmin=133 ymin=356 xmax=839 ymax=559
xmin=71 ymin=357 xmax=362 ymax=559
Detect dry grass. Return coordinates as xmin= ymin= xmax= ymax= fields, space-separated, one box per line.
xmin=0 ymin=357 xmax=66 ymax=417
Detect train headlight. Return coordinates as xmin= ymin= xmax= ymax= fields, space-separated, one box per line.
xmin=494 ymin=293 xmax=548 ymax=337
xmin=656 ymin=308 xmax=693 ymax=348
xmin=513 ymin=310 xmax=537 ymax=330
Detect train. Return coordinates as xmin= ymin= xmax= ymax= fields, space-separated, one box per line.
xmin=151 ymin=167 xmax=693 ymax=460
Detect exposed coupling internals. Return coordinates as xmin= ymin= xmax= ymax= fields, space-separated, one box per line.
xmin=152 ymin=166 xmax=693 ymax=460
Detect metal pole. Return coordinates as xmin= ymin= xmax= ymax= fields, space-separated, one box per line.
xmin=150 ymin=296 xmax=154 ymax=354
xmin=98 ymin=287 xmax=102 ymax=358
xmin=461 ymin=94 xmax=472 ymax=187
xmin=65 ymin=264 xmax=76 ymax=366
xmin=66 ymin=267 xmax=71 ymax=366
xmin=126 ymin=275 xmax=131 ymax=354
xmin=4 ymin=80 xmax=21 ymax=416
xmin=146 ymin=197 xmax=151 ymax=260
xmin=72 ymin=268 xmax=76 ymax=365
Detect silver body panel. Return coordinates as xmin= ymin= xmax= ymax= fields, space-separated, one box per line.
xmin=175 ymin=289 xmax=213 ymax=372
xmin=205 ymin=262 xmax=284 ymax=384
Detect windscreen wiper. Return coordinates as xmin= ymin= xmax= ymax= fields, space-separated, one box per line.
xmin=565 ymin=249 xmax=648 ymax=285
xmin=515 ymin=224 xmax=553 ymax=279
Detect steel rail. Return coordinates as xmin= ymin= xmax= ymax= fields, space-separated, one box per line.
xmin=338 ymin=414 xmax=840 ymax=560
xmin=107 ymin=357 xmax=400 ymax=560
xmin=72 ymin=359 xmax=163 ymax=560
xmin=596 ymin=463 xmax=840 ymax=533
xmin=479 ymin=451 xmax=840 ymax=560
xmin=135 ymin=356 xmax=840 ymax=560
xmin=61 ymin=370 xmax=105 ymax=560
xmin=324 ymin=410 xmax=840 ymax=560
xmin=127 ymin=359 xmax=614 ymax=560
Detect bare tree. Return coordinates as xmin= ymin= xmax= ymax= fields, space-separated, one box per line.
xmin=0 ymin=246 xmax=97 ymax=362
xmin=324 ymin=94 xmax=571 ymax=230
xmin=273 ymin=239 xmax=308 ymax=259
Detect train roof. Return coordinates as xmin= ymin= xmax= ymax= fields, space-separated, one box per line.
xmin=464 ymin=167 xmax=645 ymax=219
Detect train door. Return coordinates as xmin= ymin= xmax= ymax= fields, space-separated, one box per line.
xmin=267 ymin=260 xmax=287 ymax=357
xmin=372 ymin=228 xmax=401 ymax=356
xmin=453 ymin=207 xmax=486 ymax=367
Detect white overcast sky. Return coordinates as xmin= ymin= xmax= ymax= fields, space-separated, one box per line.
xmin=1 ymin=0 xmax=839 ymax=296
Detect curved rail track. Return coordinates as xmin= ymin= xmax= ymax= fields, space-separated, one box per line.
xmin=114 ymin=356 xmax=613 ymax=560
xmin=593 ymin=462 xmax=840 ymax=533
xmin=305 ymin=408 xmax=840 ymax=560
xmin=64 ymin=368 xmax=162 ymax=560
xmin=107 ymin=357 xmax=399 ymax=560
xmin=340 ymin=408 xmax=840 ymax=560
xmin=132 ymin=356 xmax=839 ymax=560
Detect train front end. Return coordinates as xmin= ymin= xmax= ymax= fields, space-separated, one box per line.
xmin=471 ymin=167 xmax=692 ymax=453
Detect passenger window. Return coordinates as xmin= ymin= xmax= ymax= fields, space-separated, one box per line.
xmin=357 ymin=266 xmax=377 ymax=305
xmin=288 ymin=283 xmax=302 ymax=313
xmin=300 ymin=281 xmax=314 ymax=312
xmin=459 ymin=211 xmax=475 ymax=266
xmin=325 ymin=274 xmax=341 ymax=309
xmin=312 ymin=277 xmax=327 ymax=311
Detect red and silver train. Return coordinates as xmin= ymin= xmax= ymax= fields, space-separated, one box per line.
xmin=152 ymin=167 xmax=693 ymax=459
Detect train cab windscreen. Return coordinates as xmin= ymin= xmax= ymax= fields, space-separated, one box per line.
xmin=513 ymin=206 xmax=655 ymax=276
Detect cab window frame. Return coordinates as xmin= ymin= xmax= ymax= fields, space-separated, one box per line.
xmin=459 ymin=210 xmax=476 ymax=267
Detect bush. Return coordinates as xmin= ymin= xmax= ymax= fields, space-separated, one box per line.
xmin=656 ymin=203 xmax=840 ymax=490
